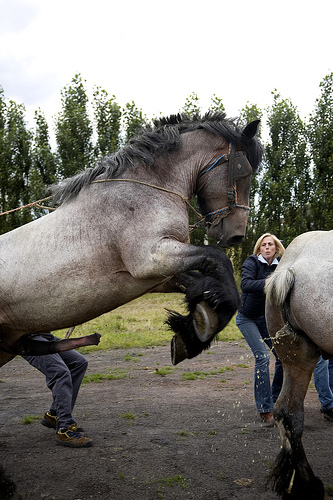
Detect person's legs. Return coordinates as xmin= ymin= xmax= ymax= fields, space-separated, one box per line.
xmin=236 ymin=312 xmax=273 ymax=414
xmin=328 ymin=359 xmax=333 ymax=393
xmin=24 ymin=350 xmax=76 ymax=430
xmin=23 ymin=335 xmax=92 ymax=447
xmin=23 ymin=335 xmax=77 ymax=431
xmin=313 ymin=356 xmax=333 ymax=411
xmin=259 ymin=318 xmax=283 ymax=403
xmin=53 ymin=349 xmax=88 ymax=413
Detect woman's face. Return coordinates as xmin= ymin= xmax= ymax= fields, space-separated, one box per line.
xmin=260 ymin=236 xmax=276 ymax=264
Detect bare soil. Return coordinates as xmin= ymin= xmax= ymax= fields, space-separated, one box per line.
xmin=0 ymin=341 xmax=332 ymax=500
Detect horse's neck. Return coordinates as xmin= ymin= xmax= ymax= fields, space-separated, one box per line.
xmin=124 ymin=156 xmax=197 ymax=200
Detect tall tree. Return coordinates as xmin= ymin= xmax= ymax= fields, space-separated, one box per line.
xmin=208 ymin=94 xmax=226 ymax=114
xmin=92 ymin=87 xmax=122 ymax=157
xmin=181 ymin=92 xmax=201 ymax=116
xmin=256 ymin=91 xmax=312 ymax=247
xmin=226 ymin=103 xmax=263 ymax=275
xmin=182 ymin=92 xmax=204 ymax=245
xmin=0 ymin=91 xmax=33 ymax=233
xmin=122 ymin=101 xmax=147 ymax=143
xmin=55 ymin=74 xmax=93 ymax=179
xmin=308 ymin=72 xmax=333 ymax=230
xmin=29 ymin=108 xmax=57 ymax=219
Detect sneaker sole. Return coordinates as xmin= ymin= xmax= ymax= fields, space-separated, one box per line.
xmin=41 ymin=418 xmax=56 ymax=429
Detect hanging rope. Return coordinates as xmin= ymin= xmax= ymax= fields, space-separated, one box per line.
xmin=0 ymin=196 xmax=55 ymax=217
xmin=90 ymin=178 xmax=203 ymax=220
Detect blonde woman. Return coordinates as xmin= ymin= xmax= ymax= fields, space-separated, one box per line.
xmin=236 ymin=233 xmax=285 ymax=424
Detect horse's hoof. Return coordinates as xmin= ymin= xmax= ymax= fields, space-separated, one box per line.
xmin=193 ymin=302 xmax=219 ymax=342
xmin=171 ymin=334 xmax=188 ymax=365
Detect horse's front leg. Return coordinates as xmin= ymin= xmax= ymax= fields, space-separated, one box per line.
xmin=131 ymin=242 xmax=239 ymax=365
xmin=164 ymin=267 xmax=238 ymax=364
xmin=266 ymin=304 xmax=326 ymax=500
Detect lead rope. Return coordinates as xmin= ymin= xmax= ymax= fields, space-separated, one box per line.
xmin=0 ymin=173 xmax=249 ymax=231
xmin=90 ymin=178 xmax=203 ymax=219
xmin=0 ymin=196 xmax=55 ymax=216
xmin=0 ymin=181 xmax=205 ymax=227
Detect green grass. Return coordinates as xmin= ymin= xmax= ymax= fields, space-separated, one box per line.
xmin=82 ymin=370 xmax=127 ymax=384
xmin=176 ymin=430 xmax=194 ymax=437
xmin=154 ymin=366 xmax=175 ymax=376
xmin=146 ymin=474 xmax=189 ymax=489
xmin=20 ymin=415 xmax=42 ymax=425
xmin=120 ymin=412 xmax=136 ymax=420
xmin=207 ymin=430 xmax=218 ymax=437
xmin=52 ymin=293 xmax=242 ymax=352
xmin=218 ymin=366 xmax=234 ymax=373
xmin=326 ymin=485 xmax=333 ymax=497
xmin=181 ymin=372 xmax=200 ymax=381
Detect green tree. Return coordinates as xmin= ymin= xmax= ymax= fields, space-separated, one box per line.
xmin=308 ymin=72 xmax=333 ymax=229
xmin=181 ymin=92 xmax=201 ymax=116
xmin=92 ymin=87 xmax=122 ymax=157
xmin=182 ymin=92 xmax=204 ymax=245
xmin=122 ymin=101 xmax=147 ymax=143
xmin=256 ymin=91 xmax=312 ymax=247
xmin=227 ymin=103 xmax=263 ymax=275
xmin=29 ymin=108 xmax=57 ymax=219
xmin=208 ymin=94 xmax=225 ymax=114
xmin=55 ymin=74 xmax=93 ymax=178
xmin=0 ymin=91 xmax=33 ymax=233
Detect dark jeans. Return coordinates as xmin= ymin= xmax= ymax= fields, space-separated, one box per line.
xmin=314 ymin=356 xmax=333 ymax=411
xmin=22 ymin=333 xmax=88 ymax=431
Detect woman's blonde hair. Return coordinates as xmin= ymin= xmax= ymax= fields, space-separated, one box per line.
xmin=253 ymin=233 xmax=285 ymax=258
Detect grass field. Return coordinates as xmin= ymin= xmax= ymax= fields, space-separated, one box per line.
xmin=54 ymin=293 xmax=243 ymax=352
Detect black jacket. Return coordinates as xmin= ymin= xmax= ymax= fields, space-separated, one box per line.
xmin=238 ymin=254 xmax=278 ymax=318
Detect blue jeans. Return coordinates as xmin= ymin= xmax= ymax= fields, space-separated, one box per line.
xmin=313 ymin=357 xmax=333 ymax=411
xmin=236 ymin=312 xmax=283 ymax=413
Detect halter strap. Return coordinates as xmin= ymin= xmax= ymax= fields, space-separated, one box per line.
xmin=197 ymin=144 xmax=252 ymax=227
xmin=197 ymin=154 xmax=229 ymax=179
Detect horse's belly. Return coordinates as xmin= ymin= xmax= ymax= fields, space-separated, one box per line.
xmin=0 ymin=223 xmax=163 ymax=333
xmin=0 ymin=271 xmax=162 ymax=334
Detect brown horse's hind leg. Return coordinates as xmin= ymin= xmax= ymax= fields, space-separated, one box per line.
xmin=266 ymin=304 xmax=326 ymax=499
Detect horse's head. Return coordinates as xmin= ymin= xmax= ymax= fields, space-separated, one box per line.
xmin=196 ymin=120 xmax=261 ymax=248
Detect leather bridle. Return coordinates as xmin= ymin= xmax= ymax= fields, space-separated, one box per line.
xmin=197 ymin=144 xmax=253 ymax=227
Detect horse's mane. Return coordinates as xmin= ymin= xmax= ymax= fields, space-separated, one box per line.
xmin=52 ymin=111 xmax=263 ymax=206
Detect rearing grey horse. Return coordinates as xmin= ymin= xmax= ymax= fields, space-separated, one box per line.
xmin=0 ymin=112 xmax=262 ymax=499
xmin=0 ymin=112 xmax=261 ymax=369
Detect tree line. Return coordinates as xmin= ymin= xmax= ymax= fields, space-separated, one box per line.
xmin=1 ymin=72 xmax=333 ymax=275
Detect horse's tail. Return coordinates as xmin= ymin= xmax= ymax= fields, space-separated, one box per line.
xmin=265 ymin=266 xmax=296 ymax=307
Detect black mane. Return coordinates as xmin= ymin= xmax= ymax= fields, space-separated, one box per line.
xmin=52 ymin=112 xmax=262 ymax=206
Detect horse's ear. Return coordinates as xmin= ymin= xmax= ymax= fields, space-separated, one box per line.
xmin=242 ymin=119 xmax=260 ymax=139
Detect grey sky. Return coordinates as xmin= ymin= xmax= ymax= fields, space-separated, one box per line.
xmin=1 ymin=0 xmax=332 ymax=130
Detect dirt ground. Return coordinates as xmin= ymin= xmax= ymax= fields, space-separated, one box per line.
xmin=0 ymin=341 xmax=332 ymax=500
